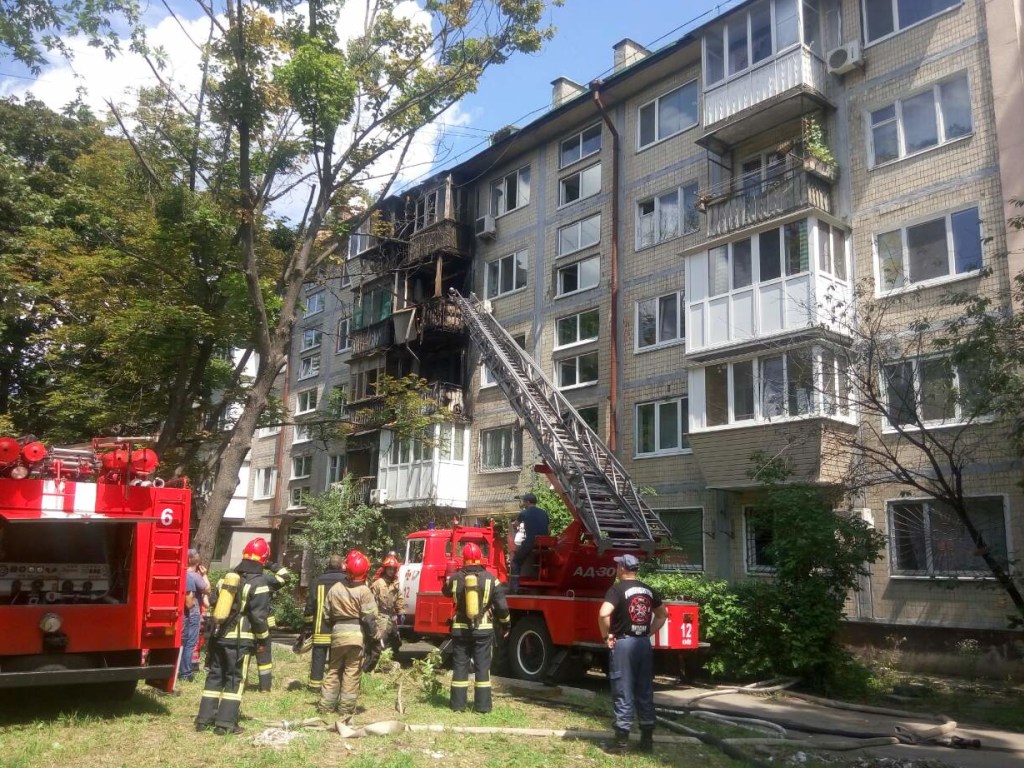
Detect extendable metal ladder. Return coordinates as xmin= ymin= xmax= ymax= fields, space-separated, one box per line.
xmin=451 ymin=289 xmax=671 ymax=553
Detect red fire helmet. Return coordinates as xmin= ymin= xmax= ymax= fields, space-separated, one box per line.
xmin=346 ymin=550 xmax=370 ymax=581
xmin=382 ymin=554 xmax=401 ymax=569
xmin=242 ymin=537 xmax=271 ymax=565
xmin=461 ymin=543 xmax=483 ymax=565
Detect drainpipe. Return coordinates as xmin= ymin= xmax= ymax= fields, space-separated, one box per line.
xmin=589 ymin=79 xmax=620 ymax=452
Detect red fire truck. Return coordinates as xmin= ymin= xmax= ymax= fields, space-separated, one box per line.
xmin=397 ymin=291 xmax=700 ymax=681
xmin=0 ymin=435 xmax=191 ymax=698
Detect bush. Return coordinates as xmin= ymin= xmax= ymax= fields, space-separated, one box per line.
xmin=271 ymin=574 xmax=305 ymax=630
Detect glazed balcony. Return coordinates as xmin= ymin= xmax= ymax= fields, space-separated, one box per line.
xmin=699 ymin=46 xmax=831 ymax=152
xmin=703 ymin=163 xmax=834 ymax=239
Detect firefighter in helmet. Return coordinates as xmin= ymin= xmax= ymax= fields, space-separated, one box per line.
xmin=195 ymin=537 xmax=273 ymax=735
xmin=442 ymin=542 xmax=510 ymax=713
xmin=303 ymin=553 xmax=347 ymax=690
xmin=364 ymin=552 xmax=405 ymax=672
xmin=253 ymin=558 xmax=290 ymax=692
xmin=318 ymin=549 xmax=378 ymax=722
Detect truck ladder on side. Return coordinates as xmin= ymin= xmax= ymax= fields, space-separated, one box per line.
xmin=451 ymin=289 xmax=671 ymax=553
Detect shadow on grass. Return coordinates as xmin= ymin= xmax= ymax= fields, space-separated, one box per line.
xmin=0 ymin=685 xmax=170 ymax=725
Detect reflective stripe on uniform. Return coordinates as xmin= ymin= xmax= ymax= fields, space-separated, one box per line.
xmin=253 ymin=585 xmax=270 ymax=595
xmin=482 ymin=578 xmax=491 ymax=608
xmin=450 ymin=680 xmax=469 ymax=688
xmin=267 ymin=615 xmax=277 ymax=628
xmin=258 ymin=663 xmax=273 ymax=672
xmin=474 ymin=680 xmax=492 ymax=688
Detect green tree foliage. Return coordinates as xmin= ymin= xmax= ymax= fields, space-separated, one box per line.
xmin=292 ymin=474 xmax=394 ymax=577
xmin=529 ymin=475 xmax=572 ymax=536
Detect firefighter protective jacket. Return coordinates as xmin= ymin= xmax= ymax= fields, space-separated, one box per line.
xmin=303 ymin=566 xmax=346 ymax=646
xmin=264 ymin=562 xmax=290 ymax=630
xmin=217 ymin=559 xmax=272 ymax=646
xmin=442 ymin=565 xmax=510 ymax=634
xmin=322 ymin=578 xmax=378 ymax=647
xmin=370 ymin=575 xmax=405 ymax=618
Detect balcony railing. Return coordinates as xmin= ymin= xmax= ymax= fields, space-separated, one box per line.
xmin=354 ymin=476 xmax=375 ymax=505
xmin=350 ymin=319 xmax=393 ymax=357
xmin=420 ymin=297 xmax=465 ymax=335
xmin=703 ymin=165 xmax=833 ymax=239
xmin=344 ymin=381 xmax=468 ymax=428
xmin=428 ymin=382 xmax=469 ymax=420
xmin=703 ymin=46 xmax=828 ymax=129
xmin=406 ymin=219 xmax=471 ymax=265
xmin=345 ymin=398 xmax=388 ymax=427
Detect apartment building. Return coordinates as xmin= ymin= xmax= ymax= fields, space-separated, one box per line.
xmin=276 ymin=0 xmax=1024 ymax=634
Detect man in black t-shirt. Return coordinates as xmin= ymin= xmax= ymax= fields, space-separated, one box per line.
xmin=597 ymin=553 xmax=668 ymax=754
xmin=509 ymin=493 xmax=549 ymax=593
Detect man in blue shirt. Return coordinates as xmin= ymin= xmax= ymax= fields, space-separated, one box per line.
xmin=179 ymin=549 xmax=208 ymax=682
xmin=510 ymin=493 xmax=549 ymax=593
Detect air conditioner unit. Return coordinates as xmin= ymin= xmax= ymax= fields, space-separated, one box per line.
xmin=370 ymin=488 xmax=389 ymax=505
xmin=475 ymin=214 xmax=497 ymax=240
xmin=827 ymin=41 xmax=863 ymax=75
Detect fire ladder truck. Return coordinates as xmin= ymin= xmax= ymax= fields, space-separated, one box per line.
xmin=0 ymin=436 xmax=191 ymax=698
xmin=399 ymin=290 xmax=699 ymax=682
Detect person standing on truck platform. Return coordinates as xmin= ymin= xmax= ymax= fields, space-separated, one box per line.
xmin=597 ymin=553 xmax=668 ymax=755
xmin=195 ymin=537 xmax=273 ymax=735
xmin=443 ymin=543 xmax=510 ymax=713
xmin=303 ymin=553 xmax=347 ymax=690
xmin=318 ymin=550 xmax=378 ymax=723
xmin=253 ymin=559 xmax=291 ymax=692
xmin=510 ymin=492 xmax=549 ymax=593
xmin=364 ymin=552 xmax=405 ymax=672
xmin=179 ymin=549 xmax=208 ymax=683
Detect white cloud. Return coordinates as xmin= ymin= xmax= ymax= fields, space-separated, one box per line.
xmin=0 ymin=1 xmax=471 ymax=216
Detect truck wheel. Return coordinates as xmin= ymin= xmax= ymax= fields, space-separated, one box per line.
xmin=507 ymin=616 xmax=554 ymax=683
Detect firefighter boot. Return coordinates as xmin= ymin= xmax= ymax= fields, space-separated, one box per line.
xmin=639 ymin=727 xmax=655 ymax=753
xmin=602 ymin=728 xmax=630 ymax=755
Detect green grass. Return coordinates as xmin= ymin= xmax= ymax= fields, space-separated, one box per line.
xmin=0 ymin=648 xmax=748 ymax=768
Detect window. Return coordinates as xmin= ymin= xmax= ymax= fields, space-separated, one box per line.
xmin=303 ymin=292 xmax=325 ymax=317
xmin=301 ymin=329 xmax=322 ymax=351
xmin=863 ymin=0 xmax=960 ymax=43
xmin=745 ymin=507 xmax=775 ymax=573
xmin=658 ymin=508 xmax=704 ymax=571
xmin=253 ymin=467 xmax=277 ymax=499
xmin=556 ymin=255 xmax=600 ymax=297
xmin=816 ymin=222 xmax=848 ymax=280
xmin=560 ymin=124 xmax=602 ymax=168
xmin=350 ymin=364 xmax=382 ymax=400
xmin=704 ymin=0 xmax=806 ymax=86
xmin=296 ymin=388 xmax=318 ymax=414
xmin=289 ymin=486 xmax=310 ymax=509
xmin=708 ymin=221 xmax=808 ymax=297
xmin=558 ymin=213 xmax=601 ymax=256
xmin=405 ymin=538 xmax=425 ymax=565
xmin=889 ymin=497 xmax=1007 ymax=577
xmin=299 ymin=353 xmax=321 ymax=380
xmin=557 ymin=351 xmax=598 ymax=389
xmin=636 ymin=397 xmax=690 ymax=456
xmin=390 ymin=437 xmax=431 ymax=465
xmin=353 ymin=286 xmax=391 ymax=328
xmin=340 ymin=259 xmax=351 ymax=288
xmin=883 ymin=355 xmax=988 ymax=428
xmin=256 ymin=424 xmax=281 ymax=438
xmin=485 ymin=250 xmax=528 ymax=299
xmin=293 ymin=424 xmax=311 ymax=443
xmin=636 ymin=291 xmax=684 ymax=349
xmin=439 ymin=423 xmax=466 ymax=462
xmin=329 ymin=385 xmax=347 ymax=417
xmin=326 ymin=454 xmax=344 ymax=486
xmin=555 ymin=309 xmax=599 ymax=349
xmin=869 ymin=74 xmax=972 ymax=166
xmin=876 ymin=206 xmax=982 ymax=292
xmin=292 ymin=455 xmax=312 ymax=479
xmin=491 ymin=166 xmax=530 ymax=216
xmin=636 ymin=183 xmax=700 ymax=248
xmin=577 ymin=405 xmax=599 ymax=433
xmin=638 ymin=81 xmax=699 ymax=148
xmin=559 ymin=163 xmax=601 ymax=206
xmin=480 ymin=426 xmax=521 ymax=471
xmin=336 ymin=315 xmax=351 ymax=352
xmin=704 ymin=348 xmax=827 ymax=427
xmin=482 ymin=333 xmax=525 ymax=387
xmin=414 ymin=187 xmax=441 ymax=231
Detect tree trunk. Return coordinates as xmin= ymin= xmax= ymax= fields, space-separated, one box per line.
xmin=191 ymin=353 xmax=284 ymax=560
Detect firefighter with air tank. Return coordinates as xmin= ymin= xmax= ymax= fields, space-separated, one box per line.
xmin=195 ymin=537 xmax=274 ymax=735
xmin=443 ymin=543 xmax=510 ymax=713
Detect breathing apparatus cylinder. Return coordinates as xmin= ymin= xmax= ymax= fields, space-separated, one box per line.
xmin=212 ymin=571 xmax=241 ymax=622
xmin=464 ymin=572 xmax=480 ymax=624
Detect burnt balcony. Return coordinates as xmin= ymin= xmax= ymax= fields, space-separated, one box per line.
xmin=702 ymin=163 xmax=834 ymax=239
xmin=354 ymin=234 xmax=408 ymax=273
xmin=406 ymin=218 xmax=471 ymax=266
xmin=345 ymin=397 xmax=388 ymax=428
xmin=350 ymin=319 xmax=394 ymax=358
xmin=419 ymin=297 xmax=465 ymax=336
xmin=343 ymin=381 xmax=468 ymax=429
xmin=426 ymin=381 xmax=469 ymax=421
